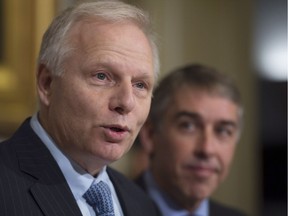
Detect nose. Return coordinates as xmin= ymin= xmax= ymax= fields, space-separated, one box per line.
xmin=109 ymin=82 xmax=136 ymax=115
xmin=195 ymin=128 xmax=216 ymax=158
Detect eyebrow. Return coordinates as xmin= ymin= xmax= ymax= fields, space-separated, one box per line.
xmin=174 ymin=111 xmax=239 ymax=128
xmin=174 ymin=111 xmax=201 ymax=121
xmin=217 ymin=120 xmax=239 ymax=129
xmin=92 ymin=55 xmax=152 ymax=74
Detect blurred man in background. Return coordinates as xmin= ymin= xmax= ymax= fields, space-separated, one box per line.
xmin=135 ymin=64 xmax=247 ymax=216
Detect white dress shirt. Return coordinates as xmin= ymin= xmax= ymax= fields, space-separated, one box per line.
xmin=30 ymin=114 xmax=123 ymax=216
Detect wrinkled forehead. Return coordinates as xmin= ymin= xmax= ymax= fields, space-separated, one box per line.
xmin=68 ymin=17 xmax=145 ymax=42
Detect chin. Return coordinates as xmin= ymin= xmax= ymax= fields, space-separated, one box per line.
xmin=186 ymin=189 xmax=211 ymax=201
xmin=105 ymin=148 xmax=126 ymax=162
xmin=186 ymin=183 xmax=215 ymax=199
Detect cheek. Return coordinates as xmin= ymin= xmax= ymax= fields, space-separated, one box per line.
xmin=135 ymin=100 xmax=152 ymax=126
xmin=154 ymin=133 xmax=188 ymax=164
xmin=220 ymin=146 xmax=236 ymax=178
xmin=49 ymin=91 xmax=101 ymax=139
xmin=66 ymin=89 xmax=102 ymax=116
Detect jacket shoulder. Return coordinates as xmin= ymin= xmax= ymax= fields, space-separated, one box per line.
xmin=210 ymin=200 xmax=248 ymax=216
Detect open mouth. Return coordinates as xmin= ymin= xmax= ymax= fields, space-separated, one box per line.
xmin=110 ymin=127 xmax=125 ymax=132
xmin=102 ymin=125 xmax=129 ymax=142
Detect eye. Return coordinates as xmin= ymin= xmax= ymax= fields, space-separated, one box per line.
xmin=89 ymin=71 xmax=114 ymax=86
xmin=178 ymin=120 xmax=197 ymax=132
xmin=134 ymin=82 xmax=145 ymax=89
xmin=215 ymin=126 xmax=235 ymax=139
xmin=95 ymin=72 xmax=107 ymax=80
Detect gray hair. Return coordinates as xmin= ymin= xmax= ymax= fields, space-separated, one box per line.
xmin=37 ymin=0 xmax=159 ymax=79
xmin=149 ymin=64 xmax=243 ymax=130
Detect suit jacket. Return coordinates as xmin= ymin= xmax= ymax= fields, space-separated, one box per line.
xmin=0 ymin=118 xmax=160 ymax=216
xmin=135 ymin=173 xmax=247 ymax=216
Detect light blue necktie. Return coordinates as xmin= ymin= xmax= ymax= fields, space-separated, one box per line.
xmin=83 ymin=181 xmax=115 ymax=216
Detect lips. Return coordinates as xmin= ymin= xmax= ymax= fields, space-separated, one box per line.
xmin=184 ymin=163 xmax=220 ymax=179
xmin=110 ymin=127 xmax=125 ymax=132
xmin=102 ymin=124 xmax=130 ymax=143
xmin=190 ymin=165 xmax=215 ymax=177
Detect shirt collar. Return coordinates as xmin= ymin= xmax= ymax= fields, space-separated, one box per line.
xmin=144 ymin=170 xmax=209 ymax=216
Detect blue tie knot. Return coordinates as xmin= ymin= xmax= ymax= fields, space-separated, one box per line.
xmin=83 ymin=181 xmax=115 ymax=216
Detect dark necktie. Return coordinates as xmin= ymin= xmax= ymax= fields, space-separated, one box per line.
xmin=83 ymin=181 xmax=115 ymax=216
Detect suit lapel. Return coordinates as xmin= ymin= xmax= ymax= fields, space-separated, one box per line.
xmin=107 ymin=168 xmax=145 ymax=216
xmin=15 ymin=119 xmax=82 ymax=216
xmin=106 ymin=168 xmax=129 ymax=215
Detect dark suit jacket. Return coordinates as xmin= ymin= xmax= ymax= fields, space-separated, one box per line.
xmin=0 ymin=118 xmax=160 ymax=216
xmin=135 ymin=173 xmax=247 ymax=216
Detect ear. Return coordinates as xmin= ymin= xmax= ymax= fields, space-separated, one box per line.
xmin=37 ymin=64 xmax=53 ymax=106
xmin=138 ymin=120 xmax=156 ymax=154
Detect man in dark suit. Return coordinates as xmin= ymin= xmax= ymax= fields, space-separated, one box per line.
xmin=135 ymin=64 xmax=247 ymax=216
xmin=0 ymin=1 xmax=160 ymax=215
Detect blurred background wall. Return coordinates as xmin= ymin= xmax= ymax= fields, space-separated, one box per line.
xmin=0 ymin=0 xmax=286 ymax=216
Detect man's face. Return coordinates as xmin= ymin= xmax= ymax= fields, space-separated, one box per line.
xmin=149 ymin=86 xmax=240 ymax=209
xmin=38 ymin=20 xmax=154 ymax=174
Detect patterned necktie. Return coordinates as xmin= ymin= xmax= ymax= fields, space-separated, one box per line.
xmin=83 ymin=181 xmax=115 ymax=216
